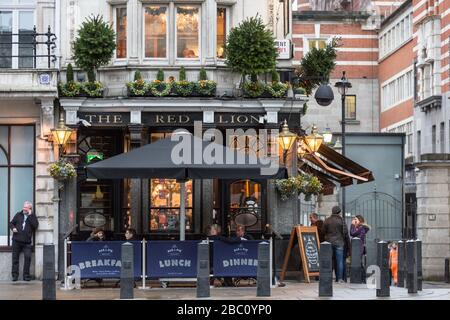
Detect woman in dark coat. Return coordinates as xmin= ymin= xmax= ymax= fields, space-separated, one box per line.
xmin=350 ymin=215 xmax=370 ymax=282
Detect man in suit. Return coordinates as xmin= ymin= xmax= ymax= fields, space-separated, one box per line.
xmin=9 ymin=201 xmax=39 ymax=281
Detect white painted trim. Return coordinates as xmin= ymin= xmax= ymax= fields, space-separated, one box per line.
xmin=382 ymin=116 xmax=414 ymax=132
xmin=381 ymin=95 xmax=414 ymax=112
xmin=372 ymin=1 xmax=403 ymax=6
xmin=338 ymin=34 xmax=378 ymax=39
xmin=293 ymin=47 xmax=303 ymax=52
xmin=380 ymin=65 xmax=414 ymax=87
xmin=442 ymin=77 xmax=449 ymax=85
xmin=337 ymin=47 xmax=379 ymax=52
xmin=335 ymin=61 xmax=377 ymax=66
xmin=413 ymin=10 xmax=427 ymax=24
xmin=442 ymin=24 xmax=450 ymax=35
xmin=441 ymin=64 xmax=450 ymax=73
xmin=442 ymin=7 xmax=450 ymax=19
xmin=443 ymin=38 xmax=450 ymax=46
xmin=297 ymin=2 xmax=309 ymax=8
xmin=413 ymin=0 xmax=427 ymax=12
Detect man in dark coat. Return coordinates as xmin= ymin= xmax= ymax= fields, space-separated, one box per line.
xmin=323 ymin=206 xmax=350 ymax=283
xmin=9 ymin=201 xmax=39 ymax=281
xmin=309 ymin=213 xmax=324 ymax=243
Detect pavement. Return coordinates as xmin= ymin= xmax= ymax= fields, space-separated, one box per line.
xmin=1 ymin=280 xmax=450 ymax=300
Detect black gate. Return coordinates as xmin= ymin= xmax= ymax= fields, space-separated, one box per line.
xmin=346 ymin=191 xmax=403 ymax=266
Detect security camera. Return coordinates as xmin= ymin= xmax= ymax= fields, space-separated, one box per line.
xmin=77 ymin=118 xmax=92 ymax=127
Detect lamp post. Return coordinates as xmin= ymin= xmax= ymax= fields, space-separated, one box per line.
xmin=279 ymin=119 xmax=297 ymax=164
xmin=51 ymin=111 xmax=73 ymax=158
xmin=335 ymin=71 xmax=352 ymax=217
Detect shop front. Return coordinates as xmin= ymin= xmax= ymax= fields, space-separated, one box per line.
xmin=60 ymin=103 xmax=301 ymax=243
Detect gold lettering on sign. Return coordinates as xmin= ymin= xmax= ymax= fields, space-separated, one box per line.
xmin=156 ymin=115 xmax=164 ymax=123
xmin=218 ymin=115 xmax=227 ymax=123
xmin=236 ymin=115 xmax=248 ymax=124
xmin=113 ymin=115 xmax=123 ymax=123
xmin=230 ymin=115 xmax=236 ymax=124
xmin=85 ymin=115 xmax=97 ymax=123
xmin=98 ymin=115 xmax=110 ymax=124
xmin=250 ymin=115 xmax=260 ymax=123
xmin=179 ymin=115 xmax=190 ymax=123
xmin=167 ymin=115 xmax=176 ymax=123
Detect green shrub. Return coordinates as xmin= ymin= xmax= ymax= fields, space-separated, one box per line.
xmin=157 ymin=69 xmax=164 ymax=82
xmin=134 ymin=70 xmax=142 ymax=81
xmin=179 ymin=67 xmax=187 ymax=81
xmin=66 ymin=63 xmax=74 ymax=83
xmin=199 ymin=68 xmax=208 ymax=81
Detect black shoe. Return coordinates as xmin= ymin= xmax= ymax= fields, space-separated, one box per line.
xmin=12 ymin=277 xmax=18 ymax=282
xmin=23 ymin=276 xmax=31 ymax=281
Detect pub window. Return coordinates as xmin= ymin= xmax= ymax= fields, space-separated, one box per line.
xmin=216 ymin=7 xmax=228 ymax=59
xmin=307 ymin=39 xmax=326 ymax=52
xmin=0 ymin=125 xmax=35 ymax=247
xmin=0 ymin=1 xmax=35 ymax=69
xmin=176 ymin=6 xmax=200 ymax=59
xmin=144 ymin=6 xmax=167 ymax=58
xmin=229 ymin=180 xmax=262 ymax=232
xmin=115 ymin=7 xmax=127 ymax=59
xmin=345 ymin=95 xmax=356 ymax=120
xmin=149 ymin=132 xmax=193 ymax=232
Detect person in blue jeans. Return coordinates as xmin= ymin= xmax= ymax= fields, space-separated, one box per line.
xmin=323 ymin=206 xmax=350 ymax=283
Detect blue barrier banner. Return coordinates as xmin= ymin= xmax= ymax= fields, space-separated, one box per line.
xmin=213 ymin=240 xmax=263 ymax=277
xmin=147 ymin=241 xmax=199 ymax=278
xmin=70 ymin=241 xmax=142 ymax=279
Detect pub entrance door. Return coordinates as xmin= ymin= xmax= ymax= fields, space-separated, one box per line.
xmin=220 ymin=179 xmax=267 ymax=238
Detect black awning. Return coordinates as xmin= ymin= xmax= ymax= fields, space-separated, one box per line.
xmin=86 ymin=135 xmax=287 ymax=180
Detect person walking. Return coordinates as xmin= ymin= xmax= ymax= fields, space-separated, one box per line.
xmin=350 ymin=215 xmax=370 ymax=283
xmin=323 ymin=206 xmax=350 ymax=283
xmin=389 ymin=242 xmax=398 ymax=286
xmin=9 ymin=201 xmax=39 ymax=281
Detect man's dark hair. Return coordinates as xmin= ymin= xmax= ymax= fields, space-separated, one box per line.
xmin=126 ymin=228 xmax=136 ymax=236
xmin=309 ymin=213 xmax=319 ymax=219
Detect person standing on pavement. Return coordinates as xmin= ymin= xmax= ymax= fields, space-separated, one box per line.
xmin=323 ymin=206 xmax=350 ymax=283
xmin=350 ymin=215 xmax=370 ymax=283
xmin=9 ymin=201 xmax=39 ymax=281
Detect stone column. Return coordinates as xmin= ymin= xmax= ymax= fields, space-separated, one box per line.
xmin=415 ymin=161 xmax=450 ymax=280
xmin=128 ymin=124 xmax=147 ymax=233
xmin=204 ymin=0 xmax=216 ymax=65
xmin=128 ymin=0 xmax=139 ymax=63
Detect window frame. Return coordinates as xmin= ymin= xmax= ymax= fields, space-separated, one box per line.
xmin=216 ymin=5 xmax=230 ymax=61
xmin=0 ymin=6 xmax=35 ymax=69
xmin=113 ymin=5 xmax=128 ymax=62
xmin=174 ymin=4 xmax=201 ymax=63
xmin=344 ymin=95 xmax=357 ymax=120
xmin=142 ymin=4 xmax=170 ymax=62
xmin=0 ymin=124 xmax=35 ymax=248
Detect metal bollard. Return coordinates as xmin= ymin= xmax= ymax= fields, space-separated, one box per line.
xmin=376 ymin=241 xmax=390 ymax=297
xmin=197 ymin=241 xmax=210 ymax=298
xmin=445 ymin=258 xmax=450 ymax=283
xmin=257 ymin=242 xmax=271 ymax=297
xmin=397 ymin=240 xmax=405 ymax=287
xmin=406 ymin=240 xmax=418 ymax=294
xmin=42 ymin=244 xmax=56 ymax=300
xmin=319 ymin=242 xmax=332 ymax=297
xmin=416 ymin=239 xmax=422 ymax=291
xmin=350 ymin=238 xmax=362 ymax=284
xmin=120 ymin=242 xmax=134 ymax=299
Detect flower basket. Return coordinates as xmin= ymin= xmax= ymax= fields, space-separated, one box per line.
xmin=243 ymin=81 xmax=266 ymax=98
xmin=266 ymin=82 xmax=289 ymax=98
xmin=81 ymin=81 xmax=104 ymax=97
xmin=195 ymin=80 xmax=217 ymax=97
xmin=48 ymin=160 xmax=77 ymax=182
xmin=58 ymin=81 xmax=82 ymax=97
xmin=174 ymin=80 xmax=195 ymax=97
xmin=149 ymin=80 xmax=172 ymax=97
xmin=126 ymin=78 xmax=148 ymax=97
xmin=276 ymin=173 xmax=323 ymax=201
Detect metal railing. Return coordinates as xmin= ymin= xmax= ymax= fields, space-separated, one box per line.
xmin=0 ymin=25 xmax=57 ymax=69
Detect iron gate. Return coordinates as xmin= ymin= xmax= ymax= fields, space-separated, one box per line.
xmin=346 ymin=191 xmax=403 ymax=266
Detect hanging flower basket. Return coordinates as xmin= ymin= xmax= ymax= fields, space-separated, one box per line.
xmin=126 ymin=78 xmax=148 ymax=96
xmin=48 ymin=160 xmax=77 ymax=181
xmin=266 ymin=82 xmax=289 ymax=98
xmin=58 ymin=81 xmax=82 ymax=97
xmin=196 ymin=80 xmax=217 ymax=97
xmin=276 ymin=173 xmax=323 ymax=201
xmin=174 ymin=80 xmax=195 ymax=96
xmin=243 ymin=81 xmax=266 ymax=98
xmin=81 ymin=81 xmax=104 ymax=97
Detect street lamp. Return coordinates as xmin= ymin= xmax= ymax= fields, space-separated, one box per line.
xmin=304 ymin=124 xmax=323 ymax=153
xmin=278 ymin=119 xmax=297 ymax=164
xmin=334 ymin=71 xmax=352 ymax=217
xmin=51 ymin=112 xmax=73 ymax=156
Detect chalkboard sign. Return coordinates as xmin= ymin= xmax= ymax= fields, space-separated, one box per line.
xmin=280 ymin=226 xmax=321 ymax=283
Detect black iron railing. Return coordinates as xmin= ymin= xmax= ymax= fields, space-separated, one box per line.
xmin=0 ymin=25 xmax=57 ymax=69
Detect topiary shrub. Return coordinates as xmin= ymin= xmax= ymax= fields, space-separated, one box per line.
xmin=66 ymin=63 xmax=74 ymax=83
xmin=157 ymin=69 xmax=164 ymax=82
xmin=199 ymin=68 xmax=208 ymax=81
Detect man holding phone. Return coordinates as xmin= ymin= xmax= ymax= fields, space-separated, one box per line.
xmin=9 ymin=201 xmax=39 ymax=281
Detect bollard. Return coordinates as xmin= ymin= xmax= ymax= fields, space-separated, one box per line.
xmin=120 ymin=242 xmax=134 ymax=299
xmin=257 ymin=242 xmax=271 ymax=297
xmin=406 ymin=240 xmax=418 ymax=294
xmin=197 ymin=241 xmax=210 ymax=298
xmin=416 ymin=239 xmax=422 ymax=291
xmin=397 ymin=240 xmax=405 ymax=287
xmin=319 ymin=242 xmax=333 ymax=297
xmin=376 ymin=241 xmax=390 ymax=297
xmin=445 ymin=258 xmax=450 ymax=283
xmin=350 ymin=238 xmax=362 ymax=284
xmin=42 ymin=244 xmax=56 ymax=300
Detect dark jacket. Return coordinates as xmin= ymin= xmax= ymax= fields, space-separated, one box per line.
xmin=323 ymin=214 xmax=350 ymax=248
xmin=9 ymin=211 xmax=39 ymax=244
xmin=350 ymin=224 xmax=370 ymax=256
xmin=311 ymin=220 xmax=324 ymax=243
